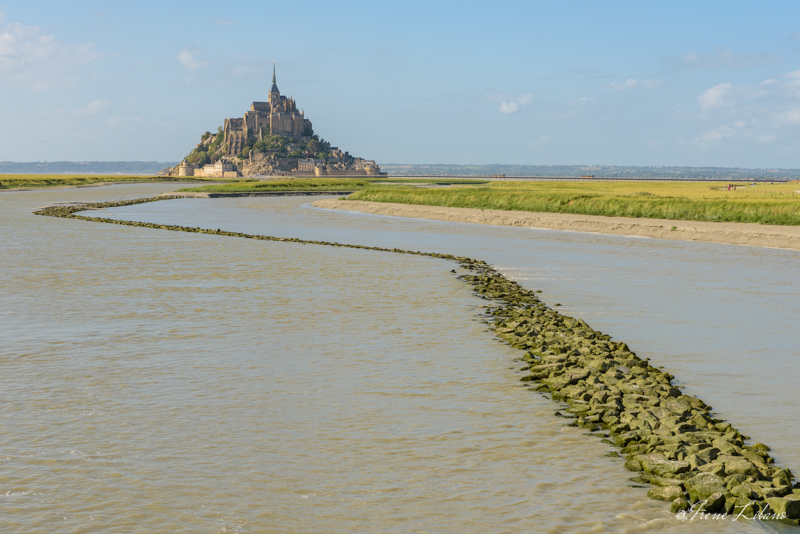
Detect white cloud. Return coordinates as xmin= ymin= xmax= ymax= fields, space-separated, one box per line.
xmin=698 ymin=83 xmax=732 ymax=111
xmin=85 ymin=99 xmax=109 ymax=114
xmin=496 ymin=93 xmax=533 ymax=114
xmin=178 ymin=49 xmax=210 ymax=71
xmin=773 ymin=107 xmax=800 ymax=124
xmin=689 ymin=67 xmax=800 ymax=148
xmin=695 ymin=119 xmax=775 ymax=147
xmin=0 ymin=15 xmax=98 ymax=89
xmin=610 ymin=78 xmax=662 ymax=91
xmin=499 ymin=101 xmax=518 ymax=114
xmin=696 ymin=120 xmax=746 ymax=145
xmin=699 ymin=125 xmax=734 ymax=144
xmin=613 ymin=78 xmax=637 ymax=90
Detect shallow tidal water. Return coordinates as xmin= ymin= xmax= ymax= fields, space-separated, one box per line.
xmin=2 ymin=184 xmax=798 ymax=533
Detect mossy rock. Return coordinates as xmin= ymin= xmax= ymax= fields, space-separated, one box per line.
xmin=751 ymin=442 xmax=771 ymax=453
xmin=648 ymin=485 xmax=684 ymax=502
xmin=685 ymin=472 xmax=726 ymax=502
xmin=671 ymin=497 xmax=689 ymax=513
xmin=697 ymin=461 xmax=726 ymax=478
xmin=624 ymin=457 xmax=643 ymax=472
xmin=723 ymin=457 xmax=760 ymax=478
xmin=765 ymin=495 xmax=800 ymax=520
xmin=703 ymin=492 xmax=726 ymax=514
xmin=637 ymin=453 xmax=690 ymax=478
xmin=648 ymin=475 xmax=685 ymax=488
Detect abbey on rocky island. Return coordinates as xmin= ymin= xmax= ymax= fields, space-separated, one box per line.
xmin=222 ymin=64 xmax=312 ymax=156
xmin=173 ymin=63 xmax=383 ymax=178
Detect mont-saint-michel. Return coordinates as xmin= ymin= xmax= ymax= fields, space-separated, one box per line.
xmin=168 ymin=65 xmax=383 ymax=179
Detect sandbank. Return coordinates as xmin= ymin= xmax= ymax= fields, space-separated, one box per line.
xmin=312 ymin=199 xmax=800 ymax=251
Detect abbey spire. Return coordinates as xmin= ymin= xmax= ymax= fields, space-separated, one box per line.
xmin=269 ymin=61 xmax=280 ymax=95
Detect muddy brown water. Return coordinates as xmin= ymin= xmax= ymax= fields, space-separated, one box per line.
xmin=2 ymin=184 xmax=798 ymax=533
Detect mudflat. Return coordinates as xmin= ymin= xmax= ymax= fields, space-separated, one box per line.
xmin=312 ymin=199 xmax=800 ymax=250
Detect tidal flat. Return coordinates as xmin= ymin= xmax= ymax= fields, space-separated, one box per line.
xmin=312 ymin=198 xmax=800 ymax=250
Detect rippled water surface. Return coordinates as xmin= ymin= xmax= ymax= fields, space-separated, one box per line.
xmin=2 ymin=184 xmax=798 ymax=533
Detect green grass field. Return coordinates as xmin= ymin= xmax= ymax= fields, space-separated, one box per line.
xmin=178 ymin=177 xmax=491 ymax=193
xmin=365 ymin=178 xmax=491 ymax=185
xmin=178 ymin=178 xmax=372 ymax=193
xmin=349 ymin=180 xmax=800 ymax=226
xmin=0 ymin=174 xmax=209 ymax=190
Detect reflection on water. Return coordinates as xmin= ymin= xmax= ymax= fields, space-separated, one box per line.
xmin=1 ymin=185 xmax=795 ymax=533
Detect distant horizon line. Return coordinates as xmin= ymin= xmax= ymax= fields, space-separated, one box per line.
xmin=2 ymin=160 xmax=800 ymax=172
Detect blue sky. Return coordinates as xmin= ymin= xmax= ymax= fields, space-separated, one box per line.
xmin=3 ymin=1 xmax=800 ymax=167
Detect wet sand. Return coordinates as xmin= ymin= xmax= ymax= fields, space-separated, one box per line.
xmin=312 ymin=199 xmax=800 ymax=250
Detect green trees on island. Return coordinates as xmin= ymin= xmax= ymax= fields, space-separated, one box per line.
xmin=185 ymin=145 xmax=210 ymax=166
xmin=184 ymin=126 xmax=335 ymax=165
xmin=307 ymin=138 xmax=321 ymax=153
xmin=185 ymin=129 xmax=225 ymax=166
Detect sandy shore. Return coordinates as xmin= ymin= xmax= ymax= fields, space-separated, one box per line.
xmin=312 ymin=199 xmax=800 ymax=251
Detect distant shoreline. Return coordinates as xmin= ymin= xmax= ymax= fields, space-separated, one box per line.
xmin=1 ymin=180 xmax=159 ymax=192
xmin=312 ymin=199 xmax=800 ymax=251
xmin=385 ymin=175 xmax=794 ymax=182
xmin=0 ymin=177 xmax=206 ymax=192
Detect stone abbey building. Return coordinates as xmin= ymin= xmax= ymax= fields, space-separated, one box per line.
xmin=173 ymin=63 xmax=384 ymax=178
xmin=223 ymin=65 xmax=312 ymax=155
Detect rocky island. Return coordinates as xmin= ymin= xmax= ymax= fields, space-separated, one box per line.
xmin=168 ymin=64 xmax=384 ymax=179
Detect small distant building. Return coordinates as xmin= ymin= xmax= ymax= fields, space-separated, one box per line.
xmin=178 ymin=161 xmax=195 ymax=176
xmin=298 ymin=158 xmax=322 ymax=172
xmin=202 ymin=159 xmax=236 ymax=177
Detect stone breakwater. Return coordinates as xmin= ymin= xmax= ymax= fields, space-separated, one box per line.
xmin=465 ymin=267 xmax=800 ymax=523
xmin=34 ymin=196 xmax=800 ymax=524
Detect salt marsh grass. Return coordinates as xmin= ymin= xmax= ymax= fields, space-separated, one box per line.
xmin=180 ymin=178 xmax=371 ymax=192
xmin=0 ymin=174 xmax=213 ymax=190
xmin=349 ymin=181 xmax=800 ymax=225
